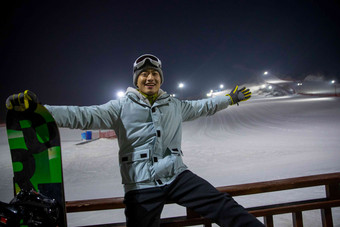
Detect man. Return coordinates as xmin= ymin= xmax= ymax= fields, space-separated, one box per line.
xmin=6 ymin=54 xmax=264 ymax=227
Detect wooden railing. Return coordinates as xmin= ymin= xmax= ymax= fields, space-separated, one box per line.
xmin=66 ymin=172 xmax=340 ymax=227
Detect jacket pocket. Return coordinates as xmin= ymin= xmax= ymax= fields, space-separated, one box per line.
xmin=154 ymin=148 xmax=185 ymax=179
xmin=120 ymin=149 xmax=151 ymax=184
xmin=170 ymin=148 xmax=185 ymax=174
xmin=170 ymin=148 xmax=183 ymax=156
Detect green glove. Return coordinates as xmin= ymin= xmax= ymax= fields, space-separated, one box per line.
xmin=6 ymin=90 xmax=39 ymax=111
xmin=226 ymin=85 xmax=251 ymax=105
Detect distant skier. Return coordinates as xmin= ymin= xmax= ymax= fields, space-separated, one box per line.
xmin=6 ymin=54 xmax=263 ymax=227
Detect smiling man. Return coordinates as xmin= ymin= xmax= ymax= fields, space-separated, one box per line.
xmin=137 ymin=68 xmax=161 ymax=95
xmin=6 ymin=54 xmax=261 ymax=227
xmin=132 ymin=54 xmax=164 ymax=105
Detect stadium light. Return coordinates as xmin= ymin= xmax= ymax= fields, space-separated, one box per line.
xmin=207 ymin=89 xmax=214 ymax=97
xmin=178 ymin=83 xmax=184 ymax=88
xmin=117 ymin=91 xmax=125 ymax=98
xmin=264 ymin=71 xmax=268 ymax=75
xmin=219 ymin=84 xmax=224 ymax=89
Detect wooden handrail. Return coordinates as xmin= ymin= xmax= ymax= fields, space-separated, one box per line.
xmin=216 ymin=172 xmax=340 ymax=196
xmin=66 ymin=172 xmax=340 ymax=226
xmin=66 ymin=172 xmax=340 ymax=212
xmin=66 ymin=197 xmax=124 ymax=212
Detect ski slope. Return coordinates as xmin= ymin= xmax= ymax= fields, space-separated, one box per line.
xmin=1 ymin=94 xmax=340 ymax=226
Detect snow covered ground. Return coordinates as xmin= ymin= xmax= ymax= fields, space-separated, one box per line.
xmin=1 ymin=94 xmax=340 ymax=226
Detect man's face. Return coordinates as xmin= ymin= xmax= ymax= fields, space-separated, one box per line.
xmin=137 ymin=69 xmax=161 ymax=95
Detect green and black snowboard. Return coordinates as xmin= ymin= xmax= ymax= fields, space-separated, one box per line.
xmin=6 ymin=102 xmax=67 ymax=226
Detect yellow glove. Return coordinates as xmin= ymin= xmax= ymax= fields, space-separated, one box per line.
xmin=6 ymin=90 xmax=39 ymax=111
xmin=226 ymin=85 xmax=251 ymax=105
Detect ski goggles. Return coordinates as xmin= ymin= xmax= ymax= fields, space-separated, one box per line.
xmin=133 ymin=54 xmax=162 ymax=72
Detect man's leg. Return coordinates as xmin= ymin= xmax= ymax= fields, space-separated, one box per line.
xmin=124 ymin=187 xmax=165 ymax=227
xmin=167 ymin=170 xmax=264 ymax=227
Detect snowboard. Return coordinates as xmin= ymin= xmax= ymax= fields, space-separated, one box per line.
xmin=6 ymin=102 xmax=67 ymax=226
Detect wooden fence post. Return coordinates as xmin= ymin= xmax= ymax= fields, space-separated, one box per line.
xmin=264 ymin=215 xmax=274 ymax=227
xmin=322 ymin=183 xmax=340 ymax=227
xmin=321 ymin=208 xmax=333 ymax=227
xmin=292 ymin=211 xmax=303 ymax=227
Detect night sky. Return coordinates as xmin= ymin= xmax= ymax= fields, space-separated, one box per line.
xmin=1 ymin=0 xmax=340 ymax=122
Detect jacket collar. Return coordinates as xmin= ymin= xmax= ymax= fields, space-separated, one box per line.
xmin=125 ymin=87 xmax=170 ymax=106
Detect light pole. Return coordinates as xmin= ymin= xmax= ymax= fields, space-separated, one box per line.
xmin=331 ymin=80 xmax=336 ymax=96
xmin=178 ymin=83 xmax=184 ymax=98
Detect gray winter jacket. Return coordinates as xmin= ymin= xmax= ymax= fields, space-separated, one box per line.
xmin=45 ymin=87 xmax=231 ymax=192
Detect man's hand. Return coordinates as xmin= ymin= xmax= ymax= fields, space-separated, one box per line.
xmin=226 ymin=85 xmax=251 ymax=105
xmin=6 ymin=90 xmax=39 ymax=111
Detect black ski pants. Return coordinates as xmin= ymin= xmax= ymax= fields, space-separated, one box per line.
xmin=124 ymin=170 xmax=264 ymax=227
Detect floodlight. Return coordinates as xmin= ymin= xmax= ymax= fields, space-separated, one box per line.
xmin=117 ymin=91 xmax=125 ymax=98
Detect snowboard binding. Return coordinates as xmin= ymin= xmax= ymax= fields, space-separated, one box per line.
xmin=0 ymin=189 xmax=60 ymax=226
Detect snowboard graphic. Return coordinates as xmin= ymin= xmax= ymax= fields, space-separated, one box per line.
xmin=6 ymin=103 xmax=67 ymax=226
